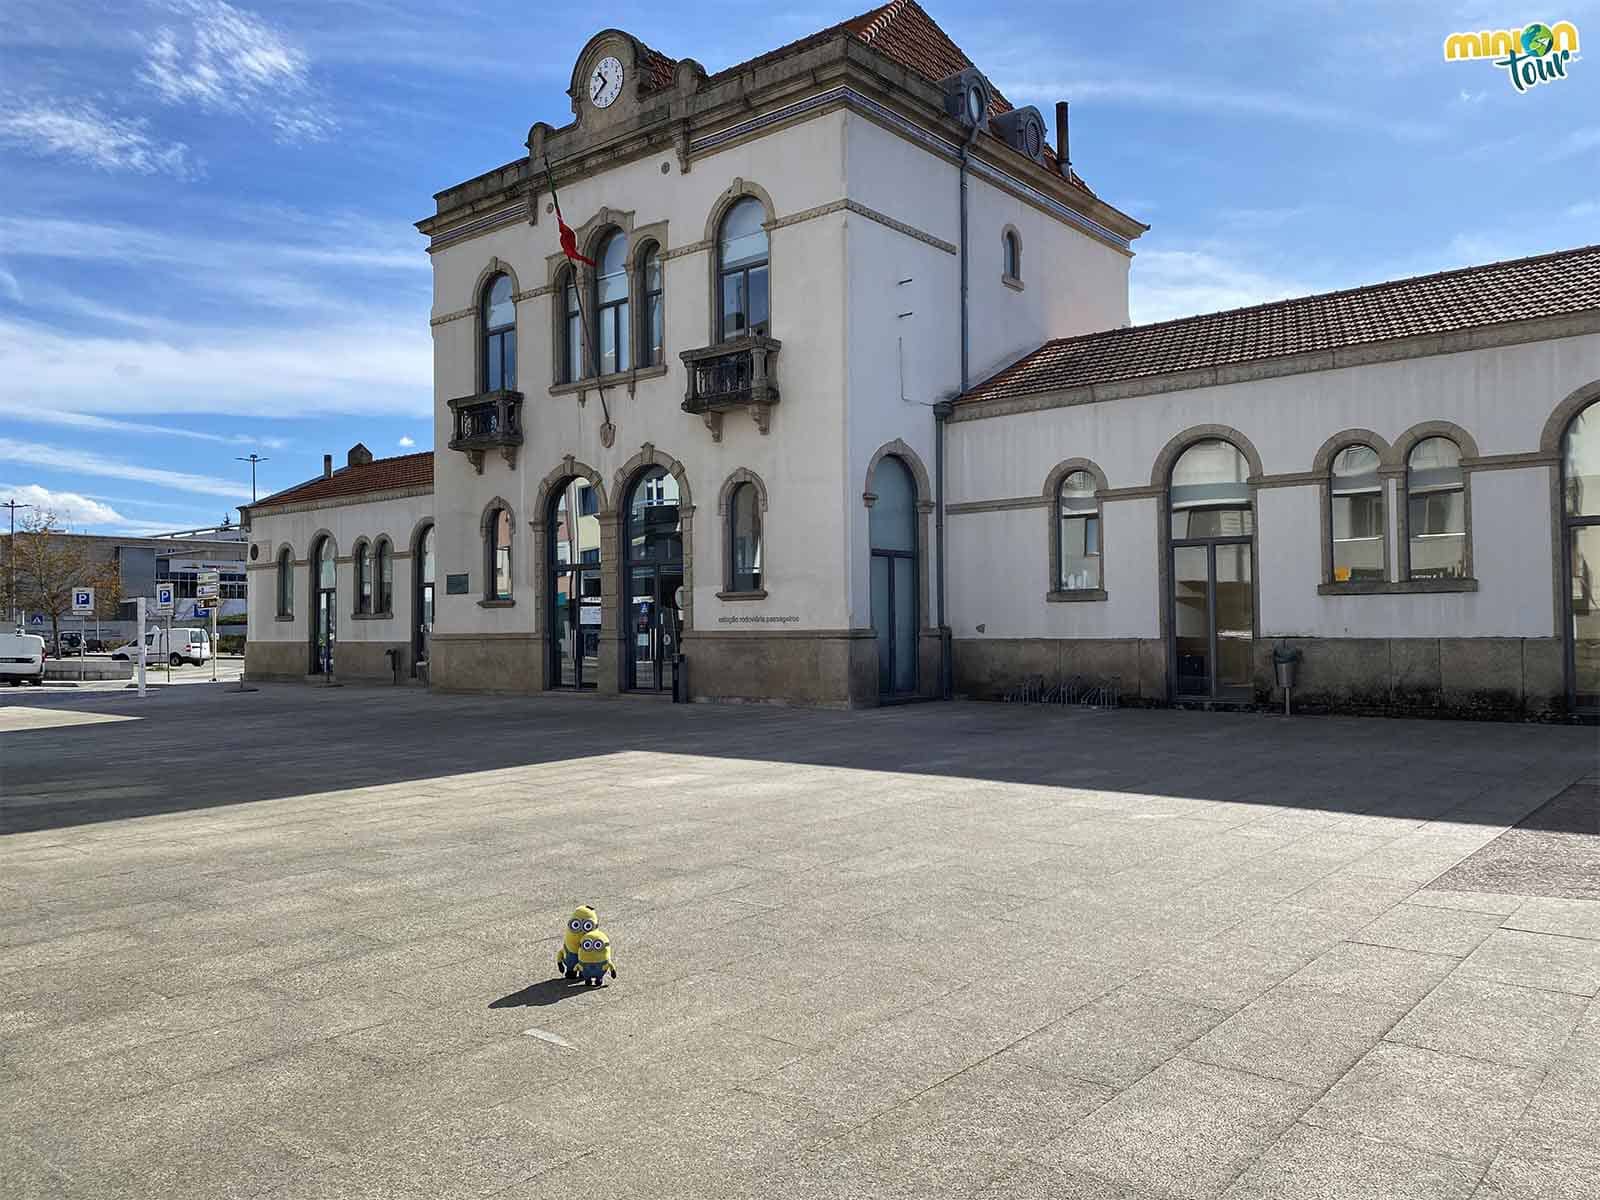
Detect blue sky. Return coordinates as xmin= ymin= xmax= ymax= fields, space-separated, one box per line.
xmin=1 ymin=0 xmax=1595 ymax=534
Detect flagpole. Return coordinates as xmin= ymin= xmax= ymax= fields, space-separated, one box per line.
xmin=545 ymin=155 xmax=613 ymax=439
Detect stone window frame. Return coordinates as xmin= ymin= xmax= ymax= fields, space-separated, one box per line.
xmin=351 ymin=537 xmax=373 ymax=616
xmin=589 ymin=225 xmax=632 ymax=378
xmin=374 ymin=537 xmax=395 ymax=617
xmin=1393 ymin=421 xmax=1480 ymax=591
xmin=480 ymin=497 xmax=516 ymax=607
xmin=531 ymin=456 xmax=613 ymax=689
xmin=612 ymin=442 xmax=696 ymax=640
xmin=716 ymin=467 xmax=769 ymax=600
xmin=634 ymin=236 xmax=665 ymax=369
xmin=274 ymin=544 xmax=295 ymax=621
xmin=1313 ymin=429 xmax=1394 ymax=594
xmin=704 ymin=179 xmax=776 ymax=345
xmin=553 ymin=263 xmax=582 ymax=385
xmin=1043 ymin=459 xmax=1108 ymax=602
xmin=1001 ymin=225 xmax=1023 ymax=291
xmin=471 ymin=258 xmax=521 ymax=395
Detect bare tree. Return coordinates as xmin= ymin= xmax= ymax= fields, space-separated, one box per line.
xmin=10 ymin=511 xmax=91 ymax=651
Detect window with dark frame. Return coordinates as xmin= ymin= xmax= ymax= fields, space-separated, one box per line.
xmin=639 ymin=243 xmax=663 ymax=367
xmin=561 ymin=270 xmax=582 ymax=383
xmin=355 ymin=541 xmax=372 ymax=614
xmin=482 ymin=273 xmax=516 ymax=392
xmin=717 ymin=197 xmax=769 ymax=341
xmin=1405 ymin=437 xmax=1467 ymax=579
xmin=593 ymin=231 xmax=630 ymax=376
xmin=276 ymin=548 xmax=292 ymax=616
xmin=728 ymin=482 xmax=762 ymax=592
xmin=1057 ymin=470 xmax=1100 ymax=590
xmin=1004 ymin=231 xmax=1021 ymax=279
xmin=376 ymin=540 xmax=393 ymax=613
xmin=1329 ymin=444 xmax=1385 ymax=582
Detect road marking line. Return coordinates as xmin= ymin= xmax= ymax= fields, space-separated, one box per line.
xmin=523 ymin=1027 xmax=574 ymax=1048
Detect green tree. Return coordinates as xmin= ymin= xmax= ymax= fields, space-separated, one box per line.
xmin=10 ymin=511 xmax=91 ymax=651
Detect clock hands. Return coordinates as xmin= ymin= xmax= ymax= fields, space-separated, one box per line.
xmin=591 ymin=72 xmax=605 ymax=100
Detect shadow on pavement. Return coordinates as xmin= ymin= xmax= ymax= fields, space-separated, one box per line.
xmin=489 ymin=978 xmax=599 ymax=1008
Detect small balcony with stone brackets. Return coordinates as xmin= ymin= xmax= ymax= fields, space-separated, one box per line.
xmin=679 ymin=335 xmax=780 ymax=442
xmin=447 ymin=389 xmax=524 ymax=473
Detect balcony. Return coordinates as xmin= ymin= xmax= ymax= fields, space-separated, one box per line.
xmin=447 ymin=389 xmax=523 ymax=472
xmin=679 ymin=336 xmax=781 ymax=440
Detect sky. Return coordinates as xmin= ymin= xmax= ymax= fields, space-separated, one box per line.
xmin=1 ymin=0 xmax=1595 ymax=534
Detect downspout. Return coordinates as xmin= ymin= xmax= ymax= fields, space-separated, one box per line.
xmin=938 ymin=122 xmax=981 ymax=701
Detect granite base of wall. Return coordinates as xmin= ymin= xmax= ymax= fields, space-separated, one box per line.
xmin=681 ymin=629 xmax=881 ymax=708
xmin=953 ymin=638 xmax=1168 ymax=704
xmin=333 ymin=641 xmax=413 ymax=682
xmin=430 ymin=634 xmax=544 ymax=694
xmin=955 ymin=636 xmax=1571 ymax=719
xmin=244 ymin=640 xmax=307 ymax=681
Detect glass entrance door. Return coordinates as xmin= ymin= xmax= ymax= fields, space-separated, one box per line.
xmin=310 ymin=536 xmax=336 ymax=675
xmin=414 ymin=524 xmax=434 ymax=676
xmin=869 ymin=455 xmax=919 ymax=698
xmin=552 ymin=566 xmax=602 ymax=688
xmin=627 ymin=564 xmax=682 ymax=692
xmin=1170 ymin=538 xmax=1254 ymax=700
xmin=1562 ymin=402 xmax=1600 ymax=711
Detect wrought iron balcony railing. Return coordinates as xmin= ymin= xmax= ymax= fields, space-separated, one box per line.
xmin=446 ymin=389 xmax=523 ymax=472
xmin=679 ymin=335 xmax=780 ymax=440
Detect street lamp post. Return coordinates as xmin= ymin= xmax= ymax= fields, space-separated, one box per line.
xmin=2 ymin=498 xmax=34 ymax=627
xmin=236 ymin=454 xmax=270 ymax=503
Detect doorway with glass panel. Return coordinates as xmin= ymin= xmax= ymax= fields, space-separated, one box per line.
xmin=1168 ymin=440 xmax=1256 ymax=702
xmin=1561 ymin=400 xmax=1600 ymax=712
xmin=547 ymin=479 xmax=603 ymax=690
xmin=622 ymin=466 xmax=683 ymax=692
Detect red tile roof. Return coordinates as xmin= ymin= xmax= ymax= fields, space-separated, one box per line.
xmin=250 ymin=452 xmax=434 ymax=511
xmin=960 ymin=244 xmax=1600 ymax=405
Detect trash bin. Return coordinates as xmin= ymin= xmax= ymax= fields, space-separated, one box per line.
xmin=385 ymin=647 xmax=402 ymax=685
xmin=671 ymin=654 xmax=688 ymax=704
xmin=1272 ymin=645 xmax=1301 ymax=714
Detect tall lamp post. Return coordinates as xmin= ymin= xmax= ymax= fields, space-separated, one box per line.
xmin=236 ymin=454 xmax=270 ymax=503
xmin=2 ymin=498 xmax=34 ymax=627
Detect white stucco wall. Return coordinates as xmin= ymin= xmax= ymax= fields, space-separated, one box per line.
xmin=947 ymin=332 xmax=1600 ymax=641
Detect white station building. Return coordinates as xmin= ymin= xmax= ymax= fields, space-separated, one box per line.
xmin=242 ymin=1 xmax=1600 ymax=719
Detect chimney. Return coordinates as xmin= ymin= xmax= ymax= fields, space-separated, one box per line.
xmin=322 ymin=454 xmax=333 ymax=479
xmin=1055 ymin=101 xmax=1071 ymax=178
xmin=347 ymin=442 xmax=373 ymax=468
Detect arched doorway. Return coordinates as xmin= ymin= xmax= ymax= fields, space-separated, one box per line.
xmin=622 ymin=466 xmax=683 ymax=692
xmin=1168 ymin=439 xmax=1255 ymax=701
xmin=414 ymin=523 xmax=434 ymax=677
xmin=869 ymin=455 xmax=918 ymax=698
xmin=1561 ymin=400 xmax=1600 ymax=711
xmin=548 ymin=478 xmax=602 ymax=689
xmin=309 ymin=535 xmax=336 ymax=675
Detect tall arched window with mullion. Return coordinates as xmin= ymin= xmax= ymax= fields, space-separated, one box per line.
xmin=355 ymin=541 xmax=372 ymax=614
xmin=275 ymin=548 xmax=293 ymax=617
xmin=717 ymin=198 xmax=769 ymax=341
xmin=1330 ymin=445 xmax=1385 ymax=582
xmin=593 ymin=231 xmax=630 ymax=376
xmin=486 ymin=508 xmax=513 ymax=601
xmin=638 ymin=243 xmax=663 ymax=367
xmin=728 ymin=483 xmax=762 ymax=593
xmin=1406 ymin=437 xmax=1466 ymax=579
xmin=481 ymin=273 xmax=516 ymax=392
xmin=560 ymin=269 xmax=582 ymax=383
xmin=1057 ymin=471 xmax=1100 ymax=591
xmin=375 ymin=539 xmax=393 ymax=614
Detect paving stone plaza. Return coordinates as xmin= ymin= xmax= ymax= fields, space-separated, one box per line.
xmin=1 ymin=685 xmax=1597 ymax=1198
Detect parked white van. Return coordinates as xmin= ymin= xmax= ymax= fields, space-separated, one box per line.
xmin=113 ymin=627 xmax=212 ymax=667
xmin=0 ymin=630 xmax=47 ymax=685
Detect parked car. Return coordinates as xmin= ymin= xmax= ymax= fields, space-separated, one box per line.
xmin=111 ymin=627 xmax=212 ymax=667
xmin=51 ymin=631 xmax=83 ymax=656
xmin=0 ymin=630 xmax=47 ymax=685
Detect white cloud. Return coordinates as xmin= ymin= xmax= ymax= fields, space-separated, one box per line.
xmin=0 ymin=99 xmax=198 ymax=178
xmin=0 ymin=439 xmax=251 ymax=500
xmin=0 ymin=263 xmax=19 ymax=302
xmin=1129 ymin=249 xmax=1319 ymax=325
xmin=397 ymin=435 xmax=416 ymax=447
xmin=0 ymin=483 xmax=130 ymax=529
xmin=140 ymin=0 xmax=335 ymax=143
xmin=0 ymin=404 xmax=285 ymax=449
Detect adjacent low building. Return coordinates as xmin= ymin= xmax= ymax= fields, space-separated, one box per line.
xmin=240 ymin=1 xmax=1600 ymax=719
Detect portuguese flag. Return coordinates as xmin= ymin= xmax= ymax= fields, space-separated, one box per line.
xmin=545 ymin=157 xmax=595 ymax=267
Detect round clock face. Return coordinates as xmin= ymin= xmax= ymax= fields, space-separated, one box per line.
xmin=589 ymin=56 xmax=624 ymax=109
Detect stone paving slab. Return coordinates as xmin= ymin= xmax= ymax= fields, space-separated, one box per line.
xmin=1 ymin=684 xmax=1596 ymax=1198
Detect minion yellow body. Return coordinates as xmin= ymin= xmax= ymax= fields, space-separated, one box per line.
xmin=557 ymin=905 xmax=599 ymax=979
xmin=575 ymin=929 xmax=617 ymax=987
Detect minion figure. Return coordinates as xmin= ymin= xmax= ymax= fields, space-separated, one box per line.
xmin=557 ymin=905 xmax=599 ymax=980
xmin=576 ymin=929 xmax=617 ymax=987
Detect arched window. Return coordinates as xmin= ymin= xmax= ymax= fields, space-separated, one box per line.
xmin=1404 ymin=437 xmax=1466 ymax=579
xmin=1329 ymin=444 xmax=1385 ymax=582
xmin=637 ymin=242 xmax=663 ymax=367
xmin=311 ymin=536 xmax=336 ymax=675
xmin=869 ymin=455 xmax=918 ymax=697
xmin=375 ymin=539 xmax=393 ymax=614
xmin=354 ymin=540 xmax=372 ymax=614
xmin=1562 ymin=401 xmax=1600 ymax=710
xmin=593 ymin=230 xmax=630 ymax=376
xmin=624 ymin=466 xmax=684 ymax=692
xmin=414 ymin=523 xmax=434 ymax=674
xmin=276 ymin=548 xmax=293 ymax=617
xmin=1057 ymin=470 xmax=1101 ymax=591
xmin=482 ymin=273 xmax=516 ymax=392
xmin=1003 ymin=230 xmax=1021 ymax=281
xmin=560 ymin=268 xmax=582 ymax=383
xmin=727 ymin=482 xmax=762 ymax=593
xmin=717 ymin=197 xmax=769 ymax=341
xmin=485 ymin=507 xmax=513 ymax=601
xmin=1168 ymin=438 xmax=1255 ymax=701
